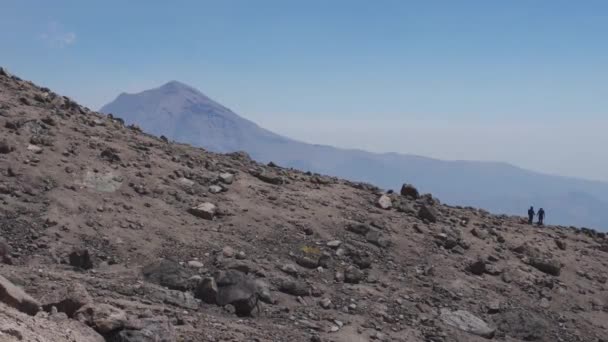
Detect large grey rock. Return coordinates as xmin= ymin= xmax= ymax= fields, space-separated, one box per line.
xmin=214 ymin=270 xmax=260 ymax=317
xmin=496 ymin=310 xmax=548 ymax=341
xmin=106 ymin=316 xmax=176 ymax=342
xmin=0 ymin=275 xmax=40 ymax=315
xmin=440 ymin=309 xmax=495 ymax=338
xmin=41 ymin=283 xmax=91 ymax=317
xmin=194 ymin=277 xmax=218 ymax=304
xmin=528 ymin=257 xmax=562 ymax=276
xmin=253 ymin=171 xmax=284 ymax=185
xmin=365 ymin=230 xmax=390 ymax=248
xmin=76 ymin=303 xmax=127 ymax=334
xmin=142 ymin=259 xmax=190 ymax=291
xmin=418 ymin=204 xmax=438 ymax=223
xmin=400 ymin=183 xmax=420 ymax=199
xmin=69 ymin=248 xmax=94 ymax=270
xmin=145 ymin=285 xmax=199 ymax=310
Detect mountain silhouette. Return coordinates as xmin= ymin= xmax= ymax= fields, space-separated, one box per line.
xmin=101 ymin=81 xmax=608 ymax=230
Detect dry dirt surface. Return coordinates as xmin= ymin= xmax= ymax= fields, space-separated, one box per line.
xmin=1 ymin=66 xmax=608 ymax=342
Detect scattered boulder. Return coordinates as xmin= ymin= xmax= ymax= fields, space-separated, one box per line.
xmin=319 ymin=297 xmax=332 ymax=309
xmin=467 ymin=259 xmax=487 ymax=276
xmin=0 ymin=140 xmax=14 ymax=154
xmin=279 ymin=279 xmax=309 ymax=296
xmin=75 ymin=303 xmax=127 ymax=334
xmin=344 ymin=266 xmax=365 ymax=284
xmin=471 ymin=228 xmax=489 ymax=240
xmin=347 ymin=223 xmax=371 ymax=235
xmin=208 ymin=185 xmax=223 ymax=194
xmin=296 ymin=255 xmax=320 ymax=269
xmin=105 ymin=316 xmax=176 ymax=342
xmin=377 ymin=194 xmax=392 ymax=209
xmin=281 ymin=263 xmax=299 ymax=276
xmin=151 ymin=287 xmax=199 ymax=310
xmin=27 ymin=144 xmax=43 ymax=153
xmin=187 ymin=260 xmax=204 ymax=269
xmin=440 ymin=309 xmax=495 ymax=338
xmin=0 ymin=275 xmax=40 ymax=315
xmin=351 ymin=253 xmax=372 ymax=269
xmin=177 ymin=177 xmax=195 ymax=187
xmin=418 ymin=204 xmax=438 ymax=223
xmin=222 ymin=246 xmax=235 ymax=258
xmin=528 ymin=257 xmax=562 ymax=276
xmin=400 ymin=183 xmax=420 ymax=199
xmin=554 ymin=239 xmax=567 ymax=250
xmin=253 ymin=171 xmax=284 ymax=185
xmin=41 ymin=283 xmax=91 ymax=318
xmin=326 ymin=240 xmax=342 ymax=248
xmin=194 ymin=277 xmax=218 ymax=304
xmin=365 ymin=230 xmax=390 ymax=248
xmin=496 ymin=310 xmax=548 ymax=341
xmin=188 ymin=202 xmax=217 ymax=220
xmin=69 ymin=248 xmax=94 ymax=270
xmin=100 ymin=147 xmax=121 ymax=163
xmin=0 ymin=238 xmax=12 ymax=264
xmin=487 ymin=300 xmax=501 ymax=314
xmin=214 ymin=270 xmax=260 ymax=316
xmin=142 ymin=259 xmax=190 ymax=291
xmin=219 ymin=173 xmax=234 ymax=184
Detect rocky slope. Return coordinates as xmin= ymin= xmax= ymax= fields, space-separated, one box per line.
xmin=1 ymin=67 xmax=608 ymax=342
xmin=100 ymin=81 xmax=608 ymax=230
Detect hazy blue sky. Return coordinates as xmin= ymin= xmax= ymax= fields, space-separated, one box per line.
xmin=2 ymin=1 xmax=608 ymax=180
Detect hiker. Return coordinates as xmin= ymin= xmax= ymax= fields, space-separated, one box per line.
xmin=538 ymin=208 xmax=545 ymax=226
xmin=527 ymin=206 xmax=535 ymax=224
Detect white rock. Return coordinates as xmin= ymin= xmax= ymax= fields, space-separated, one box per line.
xmin=377 ymin=194 xmax=392 ymax=210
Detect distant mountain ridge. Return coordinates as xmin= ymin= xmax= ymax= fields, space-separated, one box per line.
xmin=101 ymin=81 xmax=608 ymax=230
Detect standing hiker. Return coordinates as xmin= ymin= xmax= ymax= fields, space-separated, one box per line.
xmin=538 ymin=208 xmax=545 ymax=226
xmin=528 ymin=206 xmax=535 ymax=224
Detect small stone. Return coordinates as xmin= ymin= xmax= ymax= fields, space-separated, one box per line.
xmin=319 ymin=298 xmax=332 ymax=309
xmin=281 ymin=263 xmax=299 ymax=276
xmin=209 ymin=185 xmax=223 ymax=194
xmin=219 ymin=173 xmax=234 ymax=184
xmin=236 ymin=251 xmax=246 ymax=260
xmin=467 ymin=259 xmax=486 ymax=276
xmin=555 ymin=239 xmax=567 ymax=250
xmin=27 ymin=144 xmax=43 ymax=153
xmin=326 ymin=240 xmax=342 ymax=248
xmin=222 ymin=246 xmax=235 ymax=258
xmin=188 ymin=202 xmax=217 ymax=220
xmin=488 ymin=300 xmax=501 ymax=314
xmin=187 ymin=260 xmax=204 ymax=268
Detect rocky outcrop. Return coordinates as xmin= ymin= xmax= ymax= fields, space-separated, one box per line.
xmin=0 ymin=275 xmax=40 ymax=315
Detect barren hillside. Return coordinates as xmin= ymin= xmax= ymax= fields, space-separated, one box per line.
xmin=1 ymin=67 xmax=608 ymax=342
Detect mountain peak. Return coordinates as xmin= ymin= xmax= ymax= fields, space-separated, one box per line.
xmin=157 ymin=80 xmax=199 ymax=94
xmin=160 ymin=80 xmax=191 ymax=89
